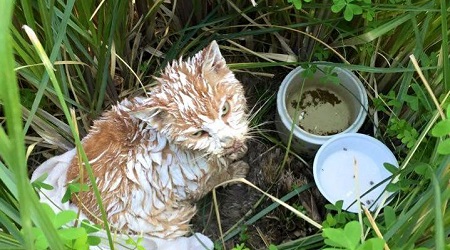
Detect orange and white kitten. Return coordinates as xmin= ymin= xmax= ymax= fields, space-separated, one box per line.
xmin=66 ymin=41 xmax=249 ymax=238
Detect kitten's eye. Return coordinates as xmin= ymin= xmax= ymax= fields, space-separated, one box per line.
xmin=221 ymin=101 xmax=230 ymax=117
xmin=191 ymin=130 xmax=207 ymax=138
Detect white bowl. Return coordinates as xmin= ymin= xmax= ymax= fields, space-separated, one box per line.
xmin=275 ymin=65 xmax=368 ymax=157
xmin=313 ymin=133 xmax=398 ymax=213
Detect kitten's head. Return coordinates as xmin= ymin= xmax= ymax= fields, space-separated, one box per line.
xmin=131 ymin=41 xmax=248 ymax=158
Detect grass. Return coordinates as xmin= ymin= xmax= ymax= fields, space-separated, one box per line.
xmin=1 ymin=2 xmax=66 ymax=249
xmin=1 ymin=0 xmax=449 ymax=249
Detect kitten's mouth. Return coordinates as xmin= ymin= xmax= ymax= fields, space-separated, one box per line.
xmin=223 ymin=141 xmax=248 ymax=160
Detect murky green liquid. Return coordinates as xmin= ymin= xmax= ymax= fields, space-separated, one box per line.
xmin=287 ymin=83 xmax=356 ymax=136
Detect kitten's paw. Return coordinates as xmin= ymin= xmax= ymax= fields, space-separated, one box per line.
xmin=227 ymin=144 xmax=248 ymax=160
xmin=229 ymin=161 xmax=249 ymax=179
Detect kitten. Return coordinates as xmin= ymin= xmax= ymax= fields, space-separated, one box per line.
xmin=66 ymin=41 xmax=249 ymax=239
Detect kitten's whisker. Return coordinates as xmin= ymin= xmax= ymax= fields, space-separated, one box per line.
xmin=243 ymin=133 xmax=271 ymax=143
xmin=248 ymin=120 xmax=275 ymax=129
xmin=246 ymin=130 xmax=279 ymax=137
xmin=247 ymin=92 xmax=276 ymax=122
xmin=247 ymin=130 xmax=279 ymax=136
xmin=251 ymin=120 xmax=274 ymax=125
xmin=246 ymin=136 xmax=268 ymax=145
xmin=247 ymin=127 xmax=277 ymax=134
xmin=247 ymin=131 xmax=275 ymax=139
xmin=247 ymin=123 xmax=279 ymax=133
xmin=248 ymin=90 xmax=276 ymax=114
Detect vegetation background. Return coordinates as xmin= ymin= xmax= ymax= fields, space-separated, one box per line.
xmin=0 ymin=0 xmax=449 ymax=249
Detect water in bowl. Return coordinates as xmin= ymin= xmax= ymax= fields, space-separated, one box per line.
xmin=286 ymin=82 xmax=356 ymax=136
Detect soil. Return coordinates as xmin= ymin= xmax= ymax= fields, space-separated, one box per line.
xmin=191 ymin=70 xmax=328 ymax=249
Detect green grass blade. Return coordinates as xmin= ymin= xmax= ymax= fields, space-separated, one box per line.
xmin=276 ymin=234 xmax=324 ymax=250
xmin=229 ymin=61 xmax=436 ymax=73
xmin=22 ymin=24 xmax=115 ymax=249
xmin=18 ymin=0 xmax=37 ymax=31
xmin=0 ymin=1 xmax=35 ymax=249
xmin=23 ymin=0 xmax=76 ymax=135
xmin=0 ymin=209 xmax=23 ymax=244
xmin=439 ymin=0 xmax=449 ymax=92
xmin=94 ymin=0 xmax=127 ymax=114
xmin=3 ymin=10 xmax=69 ymax=250
xmin=332 ymin=13 xmax=411 ymax=46
xmin=428 ymin=168 xmax=445 ymax=249
xmin=0 ymin=231 xmax=21 ymax=249
xmin=0 ymin=162 xmax=17 ymax=199
xmin=37 ymin=0 xmax=54 ymax=50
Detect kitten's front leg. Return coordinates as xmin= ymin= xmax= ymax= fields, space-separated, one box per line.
xmin=228 ymin=160 xmax=249 ymax=179
xmin=202 ymin=158 xmax=249 ymax=193
xmin=223 ymin=143 xmax=249 ymax=181
xmin=227 ymin=143 xmax=248 ymax=160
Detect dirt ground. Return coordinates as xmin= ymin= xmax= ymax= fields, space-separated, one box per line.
xmin=192 ymin=70 xmax=330 ymax=249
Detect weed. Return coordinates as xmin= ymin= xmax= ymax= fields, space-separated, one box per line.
xmin=430 ymin=104 xmax=450 ymax=154
xmin=323 ymin=221 xmax=385 ymax=250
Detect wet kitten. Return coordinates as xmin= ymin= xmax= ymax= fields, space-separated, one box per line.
xmin=66 ymin=41 xmax=249 ymax=239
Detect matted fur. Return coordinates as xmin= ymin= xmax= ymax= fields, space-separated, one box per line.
xmin=66 ymin=41 xmax=249 ymax=238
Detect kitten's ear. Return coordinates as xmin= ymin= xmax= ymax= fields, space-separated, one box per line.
xmin=129 ymin=103 xmax=166 ymax=128
xmin=129 ymin=107 xmax=159 ymax=122
xmin=202 ymin=40 xmax=226 ymax=71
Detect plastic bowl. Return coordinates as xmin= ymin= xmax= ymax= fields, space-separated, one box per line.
xmin=313 ymin=133 xmax=398 ymax=213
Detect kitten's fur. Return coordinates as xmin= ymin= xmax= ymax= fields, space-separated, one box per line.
xmin=66 ymin=41 xmax=249 ymax=238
